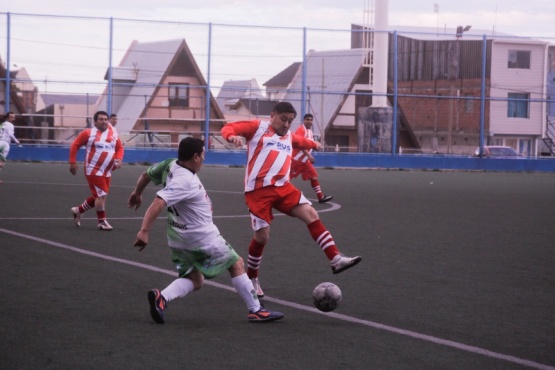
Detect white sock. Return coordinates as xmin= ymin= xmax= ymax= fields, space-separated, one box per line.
xmin=161 ymin=278 xmax=194 ymax=303
xmin=232 ymin=273 xmax=260 ymax=312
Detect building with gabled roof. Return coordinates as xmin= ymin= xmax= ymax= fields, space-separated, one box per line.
xmin=277 ymin=49 xmax=417 ymax=151
xmin=261 ymin=25 xmax=553 ymax=155
xmin=0 ymin=59 xmax=30 ymax=141
xmin=216 ymin=78 xmax=271 ymax=121
xmin=96 ymin=39 xmax=225 ymax=146
xmin=264 ymin=62 xmax=301 ymax=101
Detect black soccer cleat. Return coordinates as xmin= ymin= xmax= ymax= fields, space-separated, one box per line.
xmin=248 ymin=306 xmax=284 ymax=322
xmin=147 ymin=289 xmax=166 ymax=324
xmin=319 ymin=195 xmax=333 ymax=203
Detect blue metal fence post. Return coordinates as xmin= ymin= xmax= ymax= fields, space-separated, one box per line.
xmin=5 ymin=12 xmax=11 ymax=112
xmin=479 ymin=34 xmax=487 ymax=157
xmin=107 ymin=17 xmax=113 ymax=116
xmin=392 ymin=30 xmax=398 ymax=155
xmin=204 ymin=23 xmax=213 ymax=152
xmin=301 ymin=27 xmax=307 ymax=119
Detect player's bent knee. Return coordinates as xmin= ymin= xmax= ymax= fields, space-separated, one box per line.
xmin=228 ymin=259 xmax=246 ymax=277
xmin=188 ymin=271 xmax=204 ymax=290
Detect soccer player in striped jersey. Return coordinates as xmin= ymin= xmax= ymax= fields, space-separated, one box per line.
xmin=69 ymin=110 xmax=124 ymax=230
xmin=221 ymin=102 xmax=361 ymax=298
xmin=290 ymin=113 xmax=333 ymax=203
xmin=132 ymin=138 xmax=283 ymax=323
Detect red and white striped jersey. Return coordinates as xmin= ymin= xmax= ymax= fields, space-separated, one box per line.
xmin=69 ymin=125 xmax=124 ymax=177
xmin=221 ymin=119 xmax=317 ymax=192
xmin=292 ymin=124 xmax=314 ymax=163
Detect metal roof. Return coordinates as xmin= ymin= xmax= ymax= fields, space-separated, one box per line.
xmin=42 ymin=93 xmax=99 ymax=106
xmin=237 ymin=98 xmax=276 ymax=116
xmin=216 ymin=78 xmax=265 ymax=115
xmin=264 ymin=62 xmax=301 ymax=87
xmin=97 ymin=39 xmax=202 ymax=133
xmin=284 ymin=49 xmax=366 ymax=136
xmin=353 ymin=23 xmax=519 ymax=42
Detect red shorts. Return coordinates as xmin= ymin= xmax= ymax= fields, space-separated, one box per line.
xmin=290 ymin=160 xmax=318 ymax=181
xmin=86 ymin=175 xmax=111 ymax=198
xmin=245 ymin=182 xmax=310 ymax=230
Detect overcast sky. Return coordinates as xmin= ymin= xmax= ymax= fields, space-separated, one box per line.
xmin=1 ymin=0 xmax=554 ymax=95
xmin=4 ymin=0 xmax=554 ymax=36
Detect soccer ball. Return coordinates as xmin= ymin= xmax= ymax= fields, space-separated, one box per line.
xmin=312 ymin=282 xmax=342 ymax=312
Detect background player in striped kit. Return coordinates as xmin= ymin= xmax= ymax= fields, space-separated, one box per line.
xmin=69 ymin=110 xmax=124 ymax=230
xmin=290 ymin=113 xmax=332 ymax=204
xmin=221 ymin=102 xmax=361 ymax=298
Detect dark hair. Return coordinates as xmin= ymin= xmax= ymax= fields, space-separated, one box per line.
xmin=4 ymin=111 xmax=14 ymax=120
xmin=303 ymin=113 xmax=313 ymax=119
xmin=178 ymin=137 xmax=204 ymax=161
xmin=110 ymin=113 xmax=117 ymax=118
xmin=272 ymin=102 xmax=296 ymax=118
xmin=94 ymin=111 xmax=109 ymax=122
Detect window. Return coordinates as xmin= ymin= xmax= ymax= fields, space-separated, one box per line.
xmin=507 ymin=93 xmax=529 ymax=118
xmin=355 ymin=90 xmax=372 ymax=111
xmin=168 ymin=83 xmax=189 ymax=107
xmin=464 ymin=93 xmax=474 ymax=113
xmin=508 ymin=50 xmax=530 ymax=69
xmin=519 ymin=139 xmax=531 ymax=157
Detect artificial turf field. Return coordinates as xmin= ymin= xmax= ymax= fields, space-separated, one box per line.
xmin=1 ymin=162 xmax=554 ymax=370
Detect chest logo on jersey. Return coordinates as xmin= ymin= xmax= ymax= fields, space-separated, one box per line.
xmin=265 ymin=140 xmax=291 ymax=153
xmin=95 ymin=142 xmax=115 ymax=150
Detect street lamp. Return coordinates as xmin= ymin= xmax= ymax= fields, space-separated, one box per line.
xmin=456 ymin=25 xmax=472 ymax=39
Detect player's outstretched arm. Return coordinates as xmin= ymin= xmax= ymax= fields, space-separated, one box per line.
xmin=134 ymin=197 xmax=166 ymax=251
xmin=128 ymin=172 xmax=152 ymax=210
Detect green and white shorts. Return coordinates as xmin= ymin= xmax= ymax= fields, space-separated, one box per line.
xmin=0 ymin=141 xmax=10 ymax=162
xmin=170 ymin=235 xmax=240 ymax=279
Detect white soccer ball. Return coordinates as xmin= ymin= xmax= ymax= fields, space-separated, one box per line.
xmin=312 ymin=282 xmax=342 ymax=312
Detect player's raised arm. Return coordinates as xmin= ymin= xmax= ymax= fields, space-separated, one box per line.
xmin=221 ymin=120 xmax=259 ymax=148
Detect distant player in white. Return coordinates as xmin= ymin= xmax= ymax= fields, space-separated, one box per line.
xmin=0 ymin=112 xmax=21 ymax=171
xmin=132 ymin=137 xmax=283 ymax=324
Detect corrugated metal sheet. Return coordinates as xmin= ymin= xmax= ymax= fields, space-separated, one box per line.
xmin=389 ymin=35 xmax=492 ymax=81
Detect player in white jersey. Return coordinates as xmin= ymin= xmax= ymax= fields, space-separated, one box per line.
xmin=132 ymin=137 xmax=283 ymax=324
xmin=0 ymin=112 xmax=21 ymax=172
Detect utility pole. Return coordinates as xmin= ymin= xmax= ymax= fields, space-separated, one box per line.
xmin=320 ymin=58 xmax=325 ymax=150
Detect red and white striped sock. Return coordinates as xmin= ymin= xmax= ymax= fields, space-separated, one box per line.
xmin=247 ymin=239 xmax=265 ymax=279
xmin=78 ymin=197 xmax=95 ymax=214
xmin=310 ymin=179 xmax=324 ymax=200
xmin=307 ymin=219 xmax=339 ymax=260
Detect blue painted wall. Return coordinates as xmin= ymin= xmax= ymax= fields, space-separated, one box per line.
xmin=8 ymin=145 xmax=555 ymax=172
